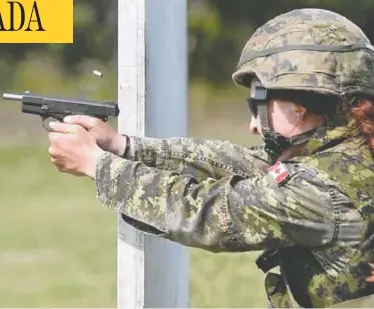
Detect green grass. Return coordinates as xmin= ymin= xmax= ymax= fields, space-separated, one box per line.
xmin=0 ymin=146 xmax=117 ymax=307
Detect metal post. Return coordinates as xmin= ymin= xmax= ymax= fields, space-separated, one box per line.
xmin=117 ymin=0 xmax=190 ymax=308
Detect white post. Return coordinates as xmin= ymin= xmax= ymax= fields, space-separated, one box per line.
xmin=117 ymin=1 xmax=190 ymax=308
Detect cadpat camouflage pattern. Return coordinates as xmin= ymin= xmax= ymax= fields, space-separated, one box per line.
xmin=95 ymin=123 xmax=374 ymax=307
xmin=232 ymin=8 xmax=374 ymax=99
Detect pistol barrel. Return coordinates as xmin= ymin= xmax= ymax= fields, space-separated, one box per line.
xmin=3 ymin=93 xmax=24 ymax=101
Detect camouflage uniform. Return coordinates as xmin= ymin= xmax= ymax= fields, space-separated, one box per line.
xmin=95 ymin=9 xmax=374 ymax=308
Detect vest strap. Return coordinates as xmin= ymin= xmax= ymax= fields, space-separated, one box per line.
xmin=255 ymin=250 xmax=279 ymax=273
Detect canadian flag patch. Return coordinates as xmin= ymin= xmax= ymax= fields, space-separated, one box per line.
xmin=268 ymin=161 xmax=290 ymax=185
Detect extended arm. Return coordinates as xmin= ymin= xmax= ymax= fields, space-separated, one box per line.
xmin=59 ymin=115 xmax=270 ymax=180
xmin=95 ymin=152 xmax=337 ymax=252
xmin=122 ymin=135 xmax=270 ymax=180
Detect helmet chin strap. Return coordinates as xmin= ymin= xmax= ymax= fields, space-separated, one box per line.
xmin=251 ymin=80 xmax=318 ymax=163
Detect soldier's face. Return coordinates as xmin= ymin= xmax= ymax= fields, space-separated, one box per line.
xmin=247 ymin=78 xmax=325 ymax=138
xmin=248 ymin=99 xmax=304 ymax=137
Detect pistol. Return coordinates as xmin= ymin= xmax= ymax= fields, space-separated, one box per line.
xmin=2 ymin=92 xmax=120 ymax=131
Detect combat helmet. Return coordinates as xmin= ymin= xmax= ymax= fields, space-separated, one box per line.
xmin=232 ymin=8 xmax=374 ymax=162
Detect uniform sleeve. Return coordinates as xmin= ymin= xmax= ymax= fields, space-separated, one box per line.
xmin=95 ymin=152 xmax=336 ymax=253
xmin=123 ymin=136 xmax=270 ymax=180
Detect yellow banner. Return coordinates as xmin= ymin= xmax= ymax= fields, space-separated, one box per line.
xmin=0 ymin=0 xmax=73 ymax=43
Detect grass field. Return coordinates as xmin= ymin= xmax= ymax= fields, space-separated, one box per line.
xmin=0 ymin=79 xmax=267 ymax=307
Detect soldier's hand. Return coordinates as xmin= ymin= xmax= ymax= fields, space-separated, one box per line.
xmin=48 ymin=122 xmax=103 ymax=178
xmin=62 ymin=115 xmax=127 ymax=156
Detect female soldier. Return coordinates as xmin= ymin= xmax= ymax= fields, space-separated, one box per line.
xmin=48 ymin=8 xmax=374 ymax=308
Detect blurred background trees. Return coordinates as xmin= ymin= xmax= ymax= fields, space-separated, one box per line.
xmin=2 ymin=0 xmax=374 ymax=88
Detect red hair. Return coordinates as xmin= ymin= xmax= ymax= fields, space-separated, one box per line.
xmin=351 ymin=99 xmax=374 ymax=152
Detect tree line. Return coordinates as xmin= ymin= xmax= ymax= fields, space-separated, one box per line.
xmin=3 ymin=0 xmax=374 ymax=85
